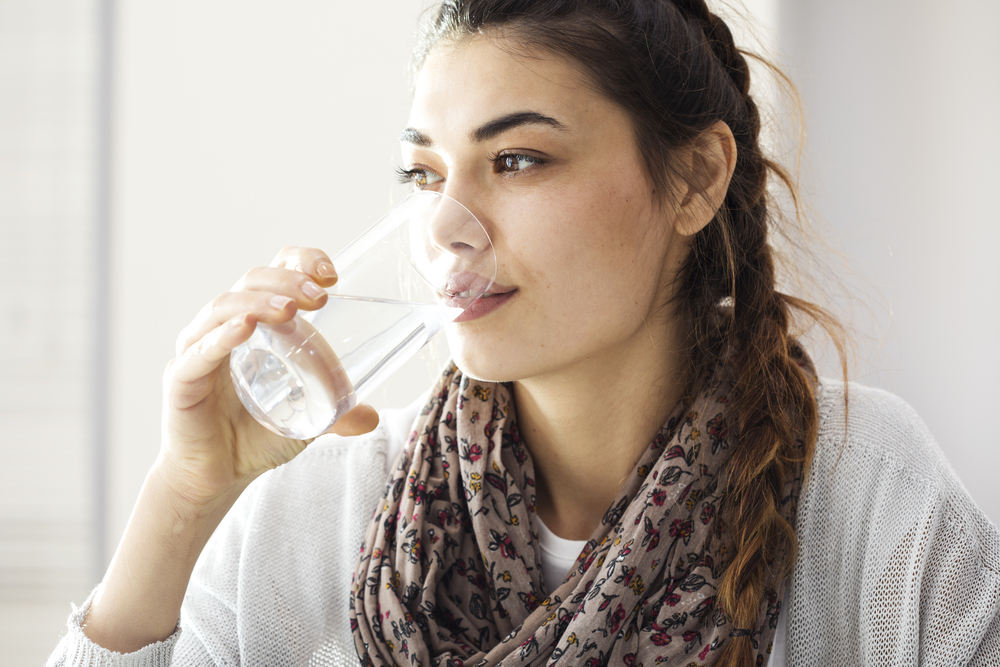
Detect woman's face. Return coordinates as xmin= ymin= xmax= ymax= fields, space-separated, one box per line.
xmin=402 ymin=36 xmax=689 ymax=382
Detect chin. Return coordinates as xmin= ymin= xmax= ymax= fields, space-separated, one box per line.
xmin=449 ymin=349 xmax=514 ymax=384
xmin=445 ymin=328 xmax=520 ymax=384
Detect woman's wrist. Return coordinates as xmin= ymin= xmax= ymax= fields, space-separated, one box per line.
xmin=150 ymin=449 xmax=257 ymax=519
xmin=81 ymin=460 xmax=246 ymax=652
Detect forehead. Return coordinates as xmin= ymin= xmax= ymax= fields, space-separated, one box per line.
xmin=407 ymin=36 xmax=608 ymax=137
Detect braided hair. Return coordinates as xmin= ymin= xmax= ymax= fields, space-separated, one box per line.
xmin=416 ymin=2 xmax=846 ymax=665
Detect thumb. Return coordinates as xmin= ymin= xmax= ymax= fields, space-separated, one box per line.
xmin=326 ymin=403 xmax=380 ymax=437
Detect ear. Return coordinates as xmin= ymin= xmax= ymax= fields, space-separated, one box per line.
xmin=673 ymin=121 xmax=738 ymax=237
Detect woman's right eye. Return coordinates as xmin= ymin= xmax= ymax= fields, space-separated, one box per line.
xmin=395 ymin=167 xmax=444 ymax=189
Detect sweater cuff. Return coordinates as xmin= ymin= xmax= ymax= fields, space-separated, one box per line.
xmin=55 ymin=587 xmax=181 ymax=667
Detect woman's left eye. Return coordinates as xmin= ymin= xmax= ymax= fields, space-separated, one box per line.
xmin=491 ymin=153 xmax=544 ymax=174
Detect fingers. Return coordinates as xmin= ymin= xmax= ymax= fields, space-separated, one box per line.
xmin=176 ymin=290 xmax=299 ymax=357
xmin=269 ymin=246 xmax=338 ymax=288
xmin=180 ymin=245 xmax=337 ymax=358
xmin=169 ymin=245 xmax=342 ymax=409
xmin=326 ymin=403 xmax=380 ymax=437
xmin=166 ymin=313 xmax=257 ymax=410
xmin=231 ymin=266 xmax=328 ymax=311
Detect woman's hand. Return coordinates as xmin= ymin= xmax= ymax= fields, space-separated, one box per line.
xmin=158 ymin=246 xmax=379 ymax=508
xmin=82 ymin=248 xmax=379 ymax=653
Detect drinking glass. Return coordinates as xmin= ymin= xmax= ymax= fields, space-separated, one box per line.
xmin=229 ymin=191 xmax=495 ymax=439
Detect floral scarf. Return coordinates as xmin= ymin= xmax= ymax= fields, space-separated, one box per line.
xmin=351 ymin=351 xmax=814 ymax=666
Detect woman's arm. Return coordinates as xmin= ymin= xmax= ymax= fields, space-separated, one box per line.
xmin=80 ymin=464 xmax=246 ymax=652
xmin=45 ymin=473 xmax=269 ymax=666
xmin=48 ymin=247 xmax=378 ymax=660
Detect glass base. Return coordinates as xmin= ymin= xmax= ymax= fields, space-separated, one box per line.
xmin=230 ymin=317 xmax=356 ymax=440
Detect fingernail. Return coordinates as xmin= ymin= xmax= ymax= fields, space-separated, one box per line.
xmin=301 ymin=281 xmax=325 ymax=299
xmin=270 ymin=295 xmax=294 ymax=310
xmin=230 ymin=313 xmax=250 ymax=327
xmin=316 ymin=262 xmax=337 ymax=280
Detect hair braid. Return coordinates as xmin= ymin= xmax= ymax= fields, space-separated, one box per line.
xmin=670 ymin=3 xmax=819 ymax=665
xmin=418 ymin=3 xmax=842 ymax=665
xmin=673 ymin=0 xmax=750 ymax=93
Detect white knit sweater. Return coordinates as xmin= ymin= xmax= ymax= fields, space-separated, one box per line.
xmin=47 ymin=380 xmax=1000 ymax=666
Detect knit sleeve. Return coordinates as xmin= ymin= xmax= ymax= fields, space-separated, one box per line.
xmin=863 ymin=487 xmax=1000 ymax=665
xmin=43 ymin=472 xmax=270 ymax=667
xmin=918 ymin=469 xmax=1000 ymax=665
xmin=971 ymin=603 xmax=1000 ymax=666
xmin=168 ymin=471 xmax=271 ymax=665
xmin=45 ymin=403 xmax=413 ymax=667
xmin=788 ymin=380 xmax=1000 ymax=666
xmin=44 ymin=589 xmax=180 ymax=667
xmin=168 ymin=423 xmax=396 ymax=665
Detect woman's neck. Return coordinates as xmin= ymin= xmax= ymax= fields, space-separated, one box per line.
xmin=513 ymin=322 xmax=687 ymax=541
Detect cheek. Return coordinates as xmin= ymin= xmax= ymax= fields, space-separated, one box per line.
xmin=505 ymin=215 xmax=670 ymax=352
xmin=499 ymin=177 xmax=656 ymax=264
xmin=507 ymin=184 xmax=664 ymax=293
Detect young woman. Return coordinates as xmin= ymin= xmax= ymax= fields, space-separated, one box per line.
xmin=49 ymin=1 xmax=999 ymax=665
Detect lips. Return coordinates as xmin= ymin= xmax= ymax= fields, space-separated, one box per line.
xmin=435 ymin=271 xmax=517 ymax=322
xmin=452 ymin=289 xmax=517 ymax=322
xmin=438 ymin=271 xmax=515 ymax=310
xmin=440 ymin=271 xmax=494 ymax=298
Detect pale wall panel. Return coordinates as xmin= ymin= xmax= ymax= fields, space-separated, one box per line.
xmin=0 ymin=0 xmax=104 ymax=663
xmin=779 ymin=0 xmax=1000 ymax=524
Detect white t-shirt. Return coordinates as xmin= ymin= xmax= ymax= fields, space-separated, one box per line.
xmin=534 ymin=514 xmax=587 ymax=593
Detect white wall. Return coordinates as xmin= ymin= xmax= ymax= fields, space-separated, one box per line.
xmin=109 ymin=0 xmax=998 ymax=581
xmin=0 ymin=1 xmax=104 ymax=664
xmin=108 ymin=1 xmax=434 ymax=559
xmin=779 ymin=0 xmax=1000 ymax=524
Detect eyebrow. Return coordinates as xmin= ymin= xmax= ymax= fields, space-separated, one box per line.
xmin=398 ymin=110 xmax=568 ymax=147
xmin=470 ymin=111 xmax=567 ymax=143
xmin=398 ymin=128 xmax=432 ymax=146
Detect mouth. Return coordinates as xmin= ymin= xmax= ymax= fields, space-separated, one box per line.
xmin=449 ymin=288 xmax=513 ymax=299
xmin=451 ymin=289 xmax=517 ymax=323
xmin=438 ymin=271 xmax=514 ymax=300
xmin=438 ymin=272 xmax=515 ymax=309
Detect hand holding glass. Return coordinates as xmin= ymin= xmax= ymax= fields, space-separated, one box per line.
xmin=230 ymin=191 xmax=495 ymax=440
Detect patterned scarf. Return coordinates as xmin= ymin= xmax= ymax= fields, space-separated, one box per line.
xmin=351 ymin=350 xmax=815 ymax=666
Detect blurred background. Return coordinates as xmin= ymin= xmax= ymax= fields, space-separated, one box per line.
xmin=1 ymin=0 xmax=997 ymax=663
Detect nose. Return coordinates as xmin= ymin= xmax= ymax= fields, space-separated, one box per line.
xmin=413 ymin=191 xmax=495 ymax=295
xmin=427 ymin=192 xmax=491 ymax=259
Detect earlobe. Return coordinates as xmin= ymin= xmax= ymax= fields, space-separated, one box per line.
xmin=673 ymin=121 xmax=738 ymax=237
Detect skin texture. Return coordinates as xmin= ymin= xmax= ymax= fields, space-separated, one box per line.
xmin=401 ymin=36 xmax=736 ymax=538
xmin=80 ymin=35 xmax=735 ymax=652
xmin=407 ymin=40 xmax=677 ymax=384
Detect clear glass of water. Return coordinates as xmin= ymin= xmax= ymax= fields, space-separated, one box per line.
xmin=229 ymin=191 xmax=496 ymax=439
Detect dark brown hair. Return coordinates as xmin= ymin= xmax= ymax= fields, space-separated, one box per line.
xmin=416 ymin=1 xmax=846 ymax=665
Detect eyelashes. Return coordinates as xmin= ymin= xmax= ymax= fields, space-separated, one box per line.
xmin=487 ymin=151 xmax=545 ymax=173
xmin=395 ymin=152 xmax=547 ymax=187
xmin=394 ymin=166 xmax=421 ymax=185
xmin=394 ymin=166 xmax=442 ymax=188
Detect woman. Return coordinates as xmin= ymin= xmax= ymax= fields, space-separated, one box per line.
xmin=49 ymin=1 xmax=999 ymax=665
